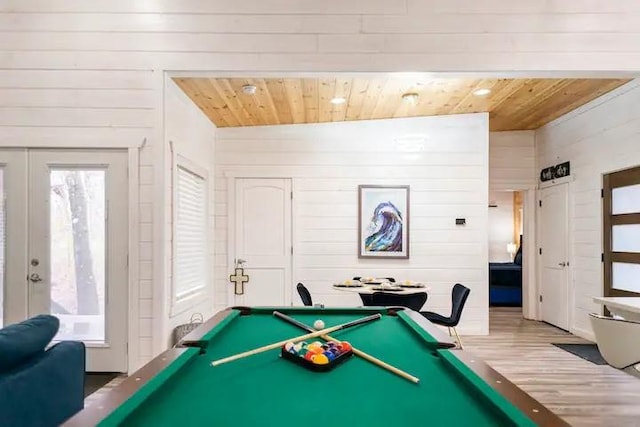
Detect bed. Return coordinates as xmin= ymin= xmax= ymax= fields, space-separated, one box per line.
xmin=489 ymin=241 xmax=522 ymax=307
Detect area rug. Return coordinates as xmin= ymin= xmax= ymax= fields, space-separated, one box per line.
xmin=552 ymin=343 xmax=607 ymax=365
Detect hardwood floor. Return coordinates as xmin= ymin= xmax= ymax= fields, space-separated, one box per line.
xmin=465 ymin=307 xmax=640 ymax=427
xmin=85 ymin=308 xmax=640 ymax=426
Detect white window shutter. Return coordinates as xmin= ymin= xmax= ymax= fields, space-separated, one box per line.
xmin=175 ymin=165 xmax=207 ymax=299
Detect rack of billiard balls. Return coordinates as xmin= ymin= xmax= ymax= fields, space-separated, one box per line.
xmin=281 ymin=340 xmax=353 ymax=371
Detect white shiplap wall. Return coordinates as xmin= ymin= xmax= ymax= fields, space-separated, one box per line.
xmin=536 ymin=79 xmax=640 ymax=340
xmin=163 ymin=78 xmax=216 ymax=351
xmin=489 ymin=131 xmax=536 ymax=191
xmin=215 ymin=114 xmax=490 ymax=334
xmin=1 ymin=1 xmax=639 ymax=363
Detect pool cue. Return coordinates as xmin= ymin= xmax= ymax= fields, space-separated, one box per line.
xmin=210 ymin=313 xmax=382 ymax=367
xmin=273 ymin=311 xmax=419 ymax=384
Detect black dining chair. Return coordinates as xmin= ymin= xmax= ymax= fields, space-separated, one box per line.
xmin=358 ymin=293 xmax=374 ymax=306
xmin=296 ymin=283 xmax=313 ymax=307
xmin=419 ymin=283 xmax=470 ymax=349
xmin=371 ymin=292 xmax=428 ymax=312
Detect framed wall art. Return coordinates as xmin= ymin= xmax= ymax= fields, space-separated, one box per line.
xmin=358 ymin=185 xmax=410 ymax=259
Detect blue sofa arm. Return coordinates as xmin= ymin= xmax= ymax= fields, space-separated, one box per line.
xmin=0 ymin=341 xmax=85 ymax=427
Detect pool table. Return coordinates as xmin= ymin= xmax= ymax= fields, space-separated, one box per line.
xmin=65 ymin=307 xmax=567 ymax=427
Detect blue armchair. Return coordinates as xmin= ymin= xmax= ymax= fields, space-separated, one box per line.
xmin=0 ymin=315 xmax=85 ymax=427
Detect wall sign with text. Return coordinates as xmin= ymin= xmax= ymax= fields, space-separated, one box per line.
xmin=540 ymin=161 xmax=570 ymax=182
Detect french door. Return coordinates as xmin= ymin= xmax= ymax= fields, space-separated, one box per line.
xmin=0 ymin=149 xmax=128 ymax=372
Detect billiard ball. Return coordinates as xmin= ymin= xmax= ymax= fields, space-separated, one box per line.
xmin=311 ymin=354 xmax=329 ymax=365
xmin=323 ymin=351 xmax=335 ymax=361
xmin=313 ymin=319 xmax=325 ymax=330
xmin=284 ymin=342 xmax=295 ymax=352
xmin=340 ymin=341 xmax=352 ymax=352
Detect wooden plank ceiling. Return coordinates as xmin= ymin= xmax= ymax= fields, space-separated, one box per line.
xmin=173 ymin=77 xmax=629 ymax=131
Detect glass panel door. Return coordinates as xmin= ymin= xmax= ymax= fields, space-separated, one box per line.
xmin=603 ymin=165 xmax=640 ymax=298
xmin=29 ymin=150 xmax=128 ymax=372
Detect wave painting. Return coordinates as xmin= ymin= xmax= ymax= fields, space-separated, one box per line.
xmin=364 ymin=201 xmax=403 ymax=252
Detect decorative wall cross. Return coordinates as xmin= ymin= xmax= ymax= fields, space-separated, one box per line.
xmin=230 ymin=259 xmax=249 ymax=295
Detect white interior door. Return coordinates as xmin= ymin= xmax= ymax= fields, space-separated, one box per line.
xmin=28 ymin=150 xmax=128 ymax=372
xmin=231 ymin=178 xmax=292 ymax=306
xmin=539 ymin=183 xmax=570 ymax=330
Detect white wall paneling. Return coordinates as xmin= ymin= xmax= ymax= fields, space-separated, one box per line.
xmin=215 ymin=115 xmax=490 ymax=334
xmin=489 ymin=131 xmax=536 ymax=191
xmin=162 ymin=77 xmax=216 ymax=350
xmin=536 ymin=80 xmax=640 ymax=341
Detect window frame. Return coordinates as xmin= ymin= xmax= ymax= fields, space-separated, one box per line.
xmin=171 ymin=155 xmax=209 ymax=316
xmin=603 ymin=165 xmax=640 ymax=297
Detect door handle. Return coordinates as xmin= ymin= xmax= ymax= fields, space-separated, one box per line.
xmin=558 ymin=262 xmax=567 ymax=267
xmin=29 ymin=273 xmax=43 ymax=283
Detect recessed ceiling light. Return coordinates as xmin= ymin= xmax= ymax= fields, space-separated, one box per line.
xmin=473 ymin=88 xmax=491 ymax=96
xmin=402 ymin=92 xmax=419 ymax=104
xmin=330 ymin=97 xmax=346 ymax=105
xmin=242 ymin=84 xmax=257 ymax=95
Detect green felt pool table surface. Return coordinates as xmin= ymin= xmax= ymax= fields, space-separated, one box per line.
xmin=65 ymin=307 xmax=567 ymax=427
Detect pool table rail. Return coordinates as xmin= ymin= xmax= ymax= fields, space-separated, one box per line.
xmin=177 ymin=306 xmax=457 ymax=350
xmin=446 ymin=349 xmax=570 ymax=427
xmin=63 ymin=348 xmax=190 ymax=427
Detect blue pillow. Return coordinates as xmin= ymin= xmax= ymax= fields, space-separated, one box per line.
xmin=0 ymin=314 xmax=60 ymax=372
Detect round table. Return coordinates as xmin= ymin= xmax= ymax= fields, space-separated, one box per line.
xmin=332 ymin=283 xmax=430 ymax=295
xmin=332 ymin=282 xmax=430 ymax=308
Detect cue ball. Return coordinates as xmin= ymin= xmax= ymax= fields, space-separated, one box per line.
xmin=314 ymin=319 xmax=325 ymax=330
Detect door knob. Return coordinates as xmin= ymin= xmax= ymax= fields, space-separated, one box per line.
xmin=558 ymin=262 xmax=567 ymax=267
xmin=29 ymin=273 xmax=43 ymax=283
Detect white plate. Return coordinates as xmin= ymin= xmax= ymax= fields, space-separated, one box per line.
xmin=333 ymin=280 xmax=362 ymax=287
xmin=398 ymin=281 xmax=426 ymax=288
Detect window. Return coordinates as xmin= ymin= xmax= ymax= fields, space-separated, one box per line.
xmin=173 ymin=158 xmax=208 ymax=310
xmin=603 ymin=166 xmax=640 ymax=297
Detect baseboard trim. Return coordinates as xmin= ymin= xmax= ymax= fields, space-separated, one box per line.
xmin=572 ymin=326 xmax=596 ymax=343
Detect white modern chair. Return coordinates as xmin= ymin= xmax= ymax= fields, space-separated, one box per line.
xmin=589 ymin=313 xmax=640 ymax=369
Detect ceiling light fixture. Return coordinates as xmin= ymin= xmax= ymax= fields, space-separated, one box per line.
xmin=330 ymin=97 xmax=346 ymax=105
xmin=473 ymin=88 xmax=491 ymax=96
xmin=402 ymin=92 xmax=419 ymax=104
xmin=242 ymin=84 xmax=257 ymax=95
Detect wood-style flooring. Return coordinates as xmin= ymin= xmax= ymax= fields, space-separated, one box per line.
xmin=465 ymin=307 xmax=640 ymax=427
xmin=86 ymin=308 xmax=640 ymax=426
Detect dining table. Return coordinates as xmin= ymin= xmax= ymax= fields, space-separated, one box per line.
xmin=332 ymin=279 xmax=430 ymax=295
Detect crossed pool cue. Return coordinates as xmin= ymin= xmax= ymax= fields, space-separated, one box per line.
xmin=273 ymin=311 xmax=419 ymax=384
xmin=209 ymin=311 xmax=419 ymax=384
xmin=210 ymin=313 xmax=382 ymax=366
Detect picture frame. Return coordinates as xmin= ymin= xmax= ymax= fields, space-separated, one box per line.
xmin=358 ymin=185 xmax=410 ymax=259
